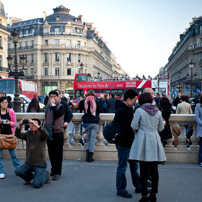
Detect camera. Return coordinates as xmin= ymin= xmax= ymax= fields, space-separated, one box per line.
xmin=23 ymin=119 xmax=29 ymax=125
xmin=1 ymin=119 xmax=7 ymax=124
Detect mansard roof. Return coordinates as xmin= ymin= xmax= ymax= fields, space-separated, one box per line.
xmin=12 ymin=18 xmax=43 ymax=27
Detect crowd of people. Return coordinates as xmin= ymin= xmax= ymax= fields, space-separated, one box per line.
xmin=0 ymin=88 xmax=202 ymax=202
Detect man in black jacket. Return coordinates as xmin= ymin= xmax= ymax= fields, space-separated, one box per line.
xmin=106 ymin=93 xmax=118 ymax=113
xmin=55 ymin=89 xmax=73 ymax=128
xmin=114 ymin=89 xmax=141 ymax=198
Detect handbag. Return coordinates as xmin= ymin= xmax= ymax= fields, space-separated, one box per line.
xmin=103 ymin=121 xmax=124 ymax=144
xmin=0 ymin=134 xmax=18 ymax=149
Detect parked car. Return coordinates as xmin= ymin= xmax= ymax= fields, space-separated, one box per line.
xmin=38 ymin=96 xmax=45 ymax=104
xmin=8 ymin=94 xmax=45 ymax=112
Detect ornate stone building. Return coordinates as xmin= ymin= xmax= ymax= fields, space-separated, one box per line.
xmin=8 ymin=5 xmax=121 ymax=98
xmin=0 ymin=0 xmax=10 ymax=78
xmin=167 ymin=16 xmax=202 ymax=97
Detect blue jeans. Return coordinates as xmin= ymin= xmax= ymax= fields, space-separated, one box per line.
xmin=15 ymin=162 xmax=48 ymax=188
xmin=199 ymin=137 xmax=202 ymax=164
xmin=116 ymin=145 xmax=141 ymax=193
xmin=85 ymin=124 xmax=99 ymax=152
xmin=0 ymin=148 xmax=20 ymax=174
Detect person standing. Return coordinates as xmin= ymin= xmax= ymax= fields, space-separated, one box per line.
xmin=194 ymin=97 xmax=202 ymax=167
xmin=44 ymin=91 xmax=64 ymax=181
xmin=129 ymin=92 xmax=166 ymax=202
xmin=82 ymin=90 xmax=100 ymax=162
xmin=115 ymin=89 xmax=141 ymax=198
xmin=61 ymin=93 xmax=68 ymax=103
xmin=173 ymin=93 xmax=181 ymax=107
xmin=159 ymin=97 xmax=172 ymax=146
xmin=0 ymin=96 xmax=20 ymax=179
xmin=78 ymin=96 xmax=85 ymax=113
xmin=54 ymin=89 xmax=73 ymax=129
xmin=106 ymin=93 xmax=118 ymax=113
xmin=176 ymin=95 xmax=192 ymax=114
xmin=27 ymin=98 xmax=40 ymax=113
xmin=15 ymin=119 xmax=51 ymax=188
xmin=155 ymin=93 xmax=160 ymax=107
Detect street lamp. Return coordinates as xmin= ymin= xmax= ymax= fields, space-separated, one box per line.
xmin=20 ymin=55 xmax=26 ymax=70
xmin=97 ymin=71 xmax=100 ymax=79
xmin=7 ymin=55 xmax=13 ymax=71
xmin=178 ymin=72 xmax=181 ymax=92
xmin=7 ymin=29 xmax=24 ymax=112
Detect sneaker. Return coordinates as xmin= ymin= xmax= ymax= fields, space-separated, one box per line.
xmin=0 ymin=173 xmax=5 ymax=179
xmin=199 ymin=162 xmax=202 ymax=167
xmin=117 ymin=191 xmax=132 ymax=198
xmin=53 ymin=174 xmax=60 ymax=181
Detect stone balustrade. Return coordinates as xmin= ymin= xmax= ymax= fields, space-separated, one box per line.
xmin=2 ymin=113 xmax=200 ymax=162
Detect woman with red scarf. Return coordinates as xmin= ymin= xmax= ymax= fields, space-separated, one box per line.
xmin=82 ymin=90 xmax=100 ymax=162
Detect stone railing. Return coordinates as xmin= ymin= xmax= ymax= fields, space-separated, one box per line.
xmin=2 ymin=113 xmax=200 ymax=162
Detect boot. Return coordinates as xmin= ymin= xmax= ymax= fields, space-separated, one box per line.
xmin=88 ymin=152 xmax=94 ymax=162
xmin=148 ymin=193 xmax=156 ymax=202
xmin=86 ymin=150 xmax=89 ymax=162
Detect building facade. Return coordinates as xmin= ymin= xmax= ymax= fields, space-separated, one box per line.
xmin=0 ymin=0 xmax=10 ymax=78
xmin=8 ymin=5 xmax=121 ymax=98
xmin=167 ymin=16 xmax=202 ymax=97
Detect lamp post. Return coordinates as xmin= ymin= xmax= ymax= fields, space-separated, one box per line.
xmin=20 ymin=55 xmax=26 ymax=70
xmin=186 ymin=60 xmax=197 ymax=97
xmin=80 ymin=62 xmax=84 ymax=73
xmin=7 ymin=29 xmax=24 ymax=112
xmin=178 ymin=72 xmax=181 ymax=93
xmin=97 ymin=71 xmax=100 ymax=79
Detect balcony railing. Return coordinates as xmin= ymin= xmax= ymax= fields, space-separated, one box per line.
xmin=3 ymin=113 xmax=199 ymax=162
xmin=43 ymin=32 xmax=84 ymax=37
xmin=0 ymin=66 xmax=9 ymax=72
xmin=8 ymin=45 xmax=34 ymax=52
xmin=24 ymin=75 xmax=35 ymax=79
xmin=0 ymin=24 xmax=10 ymax=33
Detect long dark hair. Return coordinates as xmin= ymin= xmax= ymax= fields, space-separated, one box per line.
xmin=27 ymin=98 xmax=40 ymax=112
xmin=159 ymin=97 xmax=171 ymax=108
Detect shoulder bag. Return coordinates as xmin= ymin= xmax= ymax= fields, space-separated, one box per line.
xmin=0 ymin=134 xmax=18 ymax=149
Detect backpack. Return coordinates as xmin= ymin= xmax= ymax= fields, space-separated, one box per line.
xmin=103 ymin=121 xmax=124 ymax=144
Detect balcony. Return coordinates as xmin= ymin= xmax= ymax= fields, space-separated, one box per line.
xmin=24 ymin=75 xmax=35 ymax=79
xmin=0 ymin=66 xmax=9 ymax=72
xmin=8 ymin=45 xmax=34 ymax=52
xmin=0 ymin=24 xmax=10 ymax=33
xmin=7 ymin=113 xmax=200 ymax=162
xmin=43 ymin=32 xmax=84 ymax=38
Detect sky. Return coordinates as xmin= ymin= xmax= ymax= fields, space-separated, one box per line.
xmin=4 ymin=0 xmax=202 ymax=78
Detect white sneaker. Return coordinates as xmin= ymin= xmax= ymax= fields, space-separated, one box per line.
xmin=0 ymin=173 xmax=5 ymax=179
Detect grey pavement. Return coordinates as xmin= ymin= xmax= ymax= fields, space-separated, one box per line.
xmin=0 ymin=159 xmax=202 ymax=202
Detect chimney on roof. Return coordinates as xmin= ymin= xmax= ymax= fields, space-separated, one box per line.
xmin=78 ymin=15 xmax=83 ymax=24
xmin=43 ymin=11 xmax=47 ymax=21
xmin=9 ymin=17 xmax=13 ymax=26
xmin=180 ymin=34 xmax=184 ymax=40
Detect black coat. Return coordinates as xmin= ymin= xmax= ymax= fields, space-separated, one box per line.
xmin=82 ymin=99 xmax=100 ymax=124
xmin=60 ymin=100 xmax=73 ymax=123
xmin=107 ymin=97 xmax=118 ymax=113
xmin=114 ymin=101 xmax=134 ymax=148
xmin=173 ymin=97 xmax=181 ymax=107
xmin=159 ymin=105 xmax=172 ymax=139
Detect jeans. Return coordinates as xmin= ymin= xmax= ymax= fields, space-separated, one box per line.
xmin=15 ymin=162 xmax=48 ymax=188
xmin=85 ymin=124 xmax=99 ymax=152
xmin=199 ymin=137 xmax=202 ymax=164
xmin=116 ymin=145 xmax=141 ymax=193
xmin=0 ymin=148 xmax=20 ymax=174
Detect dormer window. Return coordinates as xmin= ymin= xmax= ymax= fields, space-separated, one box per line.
xmin=56 ymin=16 xmax=60 ymax=21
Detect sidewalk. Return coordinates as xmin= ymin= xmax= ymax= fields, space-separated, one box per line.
xmin=0 ymin=159 xmax=202 ymax=202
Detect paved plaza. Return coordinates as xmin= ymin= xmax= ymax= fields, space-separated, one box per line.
xmin=0 ymin=159 xmax=202 ymax=202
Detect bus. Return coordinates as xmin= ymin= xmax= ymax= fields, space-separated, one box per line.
xmin=0 ymin=78 xmax=38 ymax=99
xmin=73 ymin=73 xmax=165 ymax=99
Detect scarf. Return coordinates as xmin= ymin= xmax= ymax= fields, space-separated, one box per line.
xmin=84 ymin=96 xmax=96 ymax=116
xmin=141 ymin=103 xmax=158 ymax=116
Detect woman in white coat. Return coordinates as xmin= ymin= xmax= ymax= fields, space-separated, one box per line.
xmin=129 ymin=92 xmax=166 ymax=202
xmin=194 ymin=98 xmax=202 ymax=167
